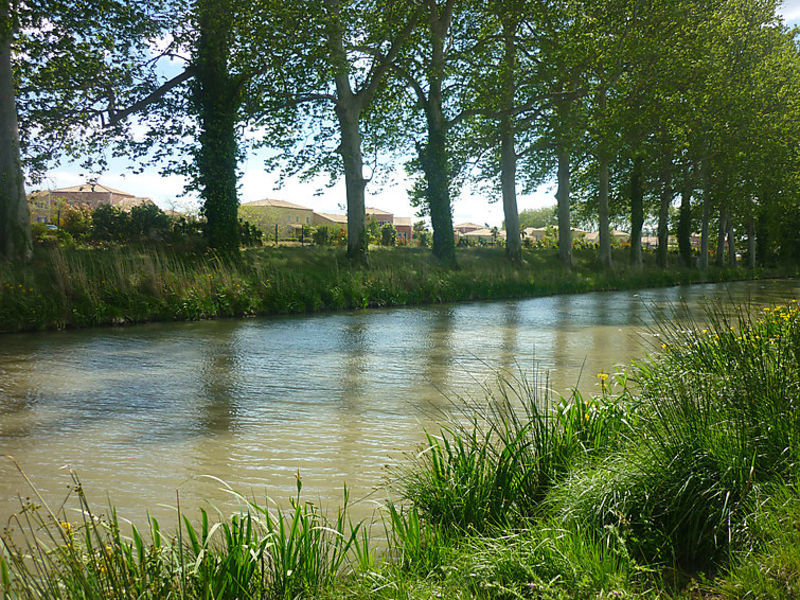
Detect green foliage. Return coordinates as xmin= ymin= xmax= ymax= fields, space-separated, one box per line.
xmin=0 ymin=245 xmax=794 ymax=334
xmin=517 ymin=207 xmax=558 ymax=230
xmin=90 ymin=205 xmax=129 ymax=242
xmin=238 ymin=220 xmax=263 ymax=247
xmin=379 ymin=222 xmax=396 ymax=246
xmin=60 ymin=204 xmax=93 ymax=240
xmin=0 ymin=467 xmax=367 ymax=600
xmin=399 ymin=373 xmax=632 ymax=533
xmin=313 ymin=226 xmax=332 ymax=246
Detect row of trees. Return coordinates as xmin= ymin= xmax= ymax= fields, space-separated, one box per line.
xmin=1 ymin=0 xmax=799 ymax=269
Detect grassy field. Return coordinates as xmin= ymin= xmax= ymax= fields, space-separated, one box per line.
xmin=0 ymin=244 xmax=795 ymax=333
xmin=3 ymin=302 xmax=800 ymax=598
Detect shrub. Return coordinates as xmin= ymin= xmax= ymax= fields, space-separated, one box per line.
xmin=313 ymin=225 xmax=332 ymax=246
xmin=91 ymin=204 xmax=129 ymax=241
xmin=129 ymin=204 xmax=171 ymax=239
xmin=238 ymin=219 xmax=263 ymax=247
xmin=380 ymin=222 xmax=397 ymax=246
xmin=60 ymin=203 xmax=93 ymax=240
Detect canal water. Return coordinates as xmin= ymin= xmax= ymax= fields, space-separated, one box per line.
xmin=1 ymin=279 xmax=798 ymax=525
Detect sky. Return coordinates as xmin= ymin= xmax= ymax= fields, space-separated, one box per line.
xmin=37 ymin=1 xmax=800 ymax=227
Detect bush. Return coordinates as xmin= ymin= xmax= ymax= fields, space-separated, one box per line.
xmin=60 ymin=204 xmax=93 ymax=240
xmin=130 ymin=204 xmax=171 ymax=239
xmin=312 ymin=226 xmax=332 ymax=246
xmin=91 ymin=204 xmax=129 ymax=241
xmin=380 ymin=222 xmax=397 ymax=246
xmin=238 ymin=219 xmax=263 ymax=247
xmin=30 ymin=223 xmax=74 ymax=248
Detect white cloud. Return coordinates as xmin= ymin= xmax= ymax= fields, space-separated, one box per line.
xmin=780 ymin=0 xmax=800 ymax=21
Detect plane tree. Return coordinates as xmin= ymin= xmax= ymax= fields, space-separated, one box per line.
xmin=0 ymin=0 xmax=166 ymax=260
xmin=253 ymin=0 xmax=421 ymax=265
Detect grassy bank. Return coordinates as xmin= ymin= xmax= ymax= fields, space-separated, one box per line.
xmin=3 ymin=301 xmax=800 ymax=598
xmin=0 ymin=244 xmax=796 ymax=333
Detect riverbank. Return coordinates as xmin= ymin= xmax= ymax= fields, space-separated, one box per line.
xmin=2 ymin=301 xmax=799 ymax=598
xmin=1 ymin=245 xmax=796 ymax=333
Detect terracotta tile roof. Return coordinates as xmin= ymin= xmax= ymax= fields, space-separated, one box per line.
xmin=242 ymin=198 xmax=313 ymax=211
xmin=315 ymin=212 xmax=348 ymax=224
xmin=56 ymin=183 xmax=135 ymax=197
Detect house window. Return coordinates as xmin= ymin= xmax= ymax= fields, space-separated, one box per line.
xmin=287 ymin=215 xmax=291 ymax=223
xmin=296 ymin=216 xmax=299 ymax=223
xmin=306 ymin=216 xmax=309 ymax=224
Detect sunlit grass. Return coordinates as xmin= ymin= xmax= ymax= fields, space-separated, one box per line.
xmin=1 ymin=244 xmax=790 ymax=333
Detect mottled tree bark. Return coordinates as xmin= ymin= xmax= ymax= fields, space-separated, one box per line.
xmin=700 ymin=164 xmax=711 ymax=270
xmin=747 ymin=216 xmax=756 ymax=268
xmin=715 ymin=206 xmax=728 ymax=267
xmin=423 ymin=107 xmax=456 ymax=265
xmin=421 ymin=6 xmax=456 ymax=266
xmin=598 ymin=154 xmax=612 ymax=269
xmin=335 ymin=104 xmax=368 ymax=263
xmin=0 ymin=0 xmax=31 ymax=261
xmin=727 ymin=219 xmax=736 ymax=267
xmin=499 ymin=18 xmax=520 ymax=263
xmin=194 ymin=0 xmax=239 ymax=252
xmin=677 ymin=188 xmax=692 ymax=267
xmin=629 ymin=157 xmax=644 ymax=268
xmin=556 ymin=145 xmax=572 ymax=268
xmin=656 ymin=167 xmax=672 ymax=268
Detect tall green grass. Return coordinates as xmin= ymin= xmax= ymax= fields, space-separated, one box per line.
xmin=398 ymin=371 xmax=633 ymax=533
xmin=0 ymin=465 xmax=368 ymax=600
xmin=1 ymin=244 xmax=788 ymax=333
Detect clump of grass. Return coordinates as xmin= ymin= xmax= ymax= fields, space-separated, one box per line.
xmin=398 ymin=369 xmax=633 ymax=533
xmin=0 ymin=463 xmax=368 ymax=600
xmin=550 ymin=301 xmax=800 ymax=572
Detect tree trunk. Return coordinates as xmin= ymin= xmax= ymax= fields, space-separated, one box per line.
xmin=424 ymin=109 xmax=456 ymax=265
xmin=335 ymin=102 xmax=368 ymax=264
xmin=499 ymin=21 xmax=520 ymax=263
xmin=727 ymin=220 xmax=736 ymax=267
xmin=747 ymin=216 xmax=756 ymax=268
xmin=715 ymin=206 xmax=728 ymax=267
xmin=598 ymin=154 xmax=611 ymax=269
xmin=325 ymin=0 xmax=369 ymax=264
xmin=194 ymin=0 xmax=239 ymax=252
xmin=756 ymin=203 xmax=770 ymax=266
xmin=629 ymin=156 xmax=644 ymax=268
xmin=677 ymin=187 xmax=692 ymax=267
xmin=556 ymin=145 xmax=572 ymax=268
xmin=656 ymin=168 xmax=672 ymax=268
xmin=700 ymin=165 xmax=711 ymax=270
xmin=0 ymin=0 xmax=31 ymax=261
xmin=422 ymin=11 xmax=456 ymax=267
xmin=500 ymin=116 xmax=520 ymax=262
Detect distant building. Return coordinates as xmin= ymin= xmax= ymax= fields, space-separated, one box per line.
xmin=240 ymin=198 xmax=315 ymax=237
xmin=365 ymin=207 xmax=394 ymax=226
xmin=462 ymin=227 xmax=505 ymax=243
xmin=27 ymin=183 xmax=153 ymax=224
xmin=394 ymin=217 xmax=412 ymax=242
xmin=454 ymin=222 xmax=483 ymax=234
xmin=313 ymin=212 xmax=348 ymax=228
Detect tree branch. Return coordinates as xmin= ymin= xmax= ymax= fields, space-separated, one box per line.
xmin=107 ymin=67 xmax=196 ymax=126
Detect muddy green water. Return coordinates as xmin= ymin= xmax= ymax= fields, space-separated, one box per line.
xmin=1 ymin=279 xmax=798 ymax=525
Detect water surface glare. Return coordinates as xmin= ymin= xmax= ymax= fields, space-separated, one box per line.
xmin=1 ymin=279 xmax=798 ymax=524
